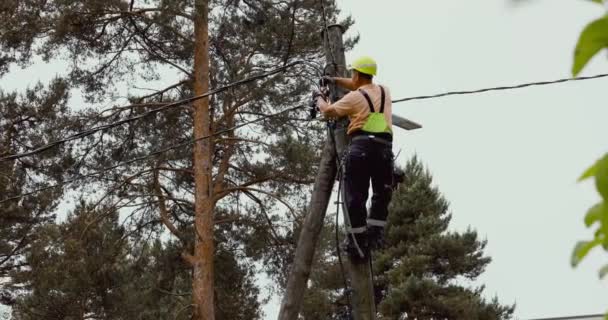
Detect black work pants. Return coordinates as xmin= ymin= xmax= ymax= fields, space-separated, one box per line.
xmin=342 ymin=138 xmax=394 ymax=234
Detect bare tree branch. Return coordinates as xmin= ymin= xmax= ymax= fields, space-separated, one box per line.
xmin=217 ymin=186 xmax=296 ymax=217
xmin=135 ymin=80 xmax=188 ymax=103
xmin=214 ymin=137 xmax=271 ymax=148
xmin=153 ymin=169 xmax=188 ymax=244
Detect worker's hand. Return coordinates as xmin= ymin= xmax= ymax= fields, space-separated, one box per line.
xmin=320 ymin=86 xmax=330 ymax=98
xmin=312 ymin=89 xmax=327 ymax=102
xmin=320 ymin=76 xmax=334 ymax=87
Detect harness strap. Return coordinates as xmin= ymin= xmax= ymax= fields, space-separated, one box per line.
xmin=380 ymin=86 xmax=386 ymax=113
xmin=358 ymin=88 xmax=374 ymax=113
xmin=358 ymin=85 xmax=386 ymax=113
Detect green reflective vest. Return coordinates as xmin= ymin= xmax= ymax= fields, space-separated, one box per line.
xmin=359 ymin=86 xmax=392 ymax=134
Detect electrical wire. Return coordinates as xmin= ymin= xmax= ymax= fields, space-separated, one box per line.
xmin=331 ymin=127 xmax=353 ymax=317
xmin=392 ymin=72 xmax=608 ymax=103
xmin=0 ymin=60 xmax=304 ymax=163
xmin=5 ymin=65 xmax=606 ymax=164
xmin=0 ymin=105 xmax=304 ymax=204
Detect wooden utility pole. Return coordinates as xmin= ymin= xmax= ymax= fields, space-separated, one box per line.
xmin=277 ymin=25 xmax=340 ymax=320
xmin=192 ymin=0 xmax=214 ymax=319
xmin=278 ymin=18 xmax=424 ymax=319
xmin=323 ymin=24 xmax=376 ymax=320
xmin=278 ymin=24 xmax=376 ymax=320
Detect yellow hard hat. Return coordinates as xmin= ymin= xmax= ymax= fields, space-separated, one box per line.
xmin=348 ymin=56 xmax=377 ymax=76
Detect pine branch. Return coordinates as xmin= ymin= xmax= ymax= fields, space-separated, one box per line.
xmin=135 ymin=80 xmax=188 ymax=103
xmin=153 ymin=169 xmax=188 ymax=244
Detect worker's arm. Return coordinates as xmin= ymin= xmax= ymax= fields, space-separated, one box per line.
xmin=317 ymin=97 xmax=341 ymax=118
xmin=324 ymin=76 xmax=356 ymax=91
xmin=317 ymin=90 xmax=358 ymax=118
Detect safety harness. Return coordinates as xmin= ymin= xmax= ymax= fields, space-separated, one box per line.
xmin=351 ymin=86 xmax=392 ymax=147
xmin=342 ymin=85 xmax=393 ymax=261
xmin=360 ymin=86 xmax=389 ymax=133
xmin=333 ymin=86 xmax=393 ymax=317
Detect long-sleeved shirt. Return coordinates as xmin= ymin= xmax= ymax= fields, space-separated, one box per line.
xmin=318 ymin=83 xmax=393 ymax=135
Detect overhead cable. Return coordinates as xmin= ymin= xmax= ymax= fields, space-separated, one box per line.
xmin=0 ymin=105 xmax=303 ymax=204
xmin=0 ymin=60 xmax=304 ymax=163
xmin=392 ymin=73 xmax=608 ymax=103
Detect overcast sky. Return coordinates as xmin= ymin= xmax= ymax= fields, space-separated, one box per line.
xmin=1 ymin=1 xmax=607 ymax=319
xmin=302 ymin=0 xmax=607 ymax=319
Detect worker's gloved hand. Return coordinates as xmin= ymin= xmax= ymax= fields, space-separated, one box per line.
xmin=320 ymin=86 xmax=330 ymax=98
xmin=320 ymin=76 xmax=334 ymax=87
xmin=312 ymin=89 xmax=327 ymax=101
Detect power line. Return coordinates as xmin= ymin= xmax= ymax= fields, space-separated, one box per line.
xmin=5 ymin=61 xmax=605 ymax=164
xmin=0 ymin=105 xmax=304 ymax=204
xmin=392 ymin=73 xmax=608 ymax=103
xmin=4 ymin=66 xmax=608 ymax=202
xmin=0 ymin=60 xmax=304 ymax=163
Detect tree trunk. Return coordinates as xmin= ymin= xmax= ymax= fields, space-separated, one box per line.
xmin=278 ymin=131 xmax=338 ymax=319
xmin=279 ymin=23 xmax=376 ymax=320
xmin=192 ymin=1 xmax=214 ymax=319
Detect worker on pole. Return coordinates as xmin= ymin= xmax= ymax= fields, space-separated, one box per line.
xmin=316 ymin=56 xmax=395 ymax=261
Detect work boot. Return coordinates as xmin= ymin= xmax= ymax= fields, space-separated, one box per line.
xmin=367 ymin=226 xmax=385 ymax=251
xmin=341 ymin=232 xmax=369 ymax=262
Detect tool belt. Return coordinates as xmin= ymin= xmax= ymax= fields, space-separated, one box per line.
xmin=350 ymin=130 xmax=392 ymax=147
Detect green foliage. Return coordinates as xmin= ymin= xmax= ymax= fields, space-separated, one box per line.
xmin=595 ymin=155 xmax=608 ymax=200
xmin=9 ymin=201 xmax=262 ymax=320
xmin=599 ymin=263 xmax=608 ymax=279
xmin=571 ymin=0 xmax=608 ymax=76
xmin=299 ymin=215 xmax=350 ymax=319
xmin=567 ymin=3 xmax=608 ymax=318
xmin=572 ymin=154 xmax=608 ymax=272
xmin=579 ymin=160 xmax=600 ymax=181
xmin=300 ymin=157 xmax=514 ymax=319
xmin=561 ymin=1 xmax=608 ymax=317
xmin=572 ymin=239 xmax=603 ymax=267
xmin=0 ymin=79 xmax=76 ymax=304
xmin=584 ymin=202 xmax=605 ymax=227
xmin=573 ymin=16 xmax=608 ymax=76
xmin=0 ymin=0 xmax=356 ymax=314
xmin=374 ymin=157 xmax=514 ymax=320
xmin=10 ymin=202 xmax=174 ymax=319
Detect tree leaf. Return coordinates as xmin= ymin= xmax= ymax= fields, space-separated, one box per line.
xmin=572 ymin=17 xmax=608 ymax=76
xmin=579 ymin=160 xmax=599 ymax=182
xmin=584 ymin=202 xmax=605 ymax=227
xmin=603 ymin=207 xmax=608 ymax=249
xmin=601 ymin=264 xmax=608 ymax=279
xmin=595 ymin=154 xmax=608 ymax=200
xmin=571 ymin=239 xmax=602 ymax=267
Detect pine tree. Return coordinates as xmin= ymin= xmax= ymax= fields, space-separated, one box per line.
xmin=0 ymin=80 xmax=75 ymax=305
xmin=0 ymin=0 xmax=356 ymax=316
xmin=374 ymin=157 xmax=515 ymax=319
xmin=11 ymin=202 xmax=131 ymax=320
xmin=299 ymin=157 xmax=515 ymax=320
xmin=10 ymin=201 xmax=262 ymax=320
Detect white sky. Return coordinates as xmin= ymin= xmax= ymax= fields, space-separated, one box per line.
xmin=1 ymin=0 xmax=607 ymax=319
xmin=313 ymin=0 xmax=607 ymax=319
